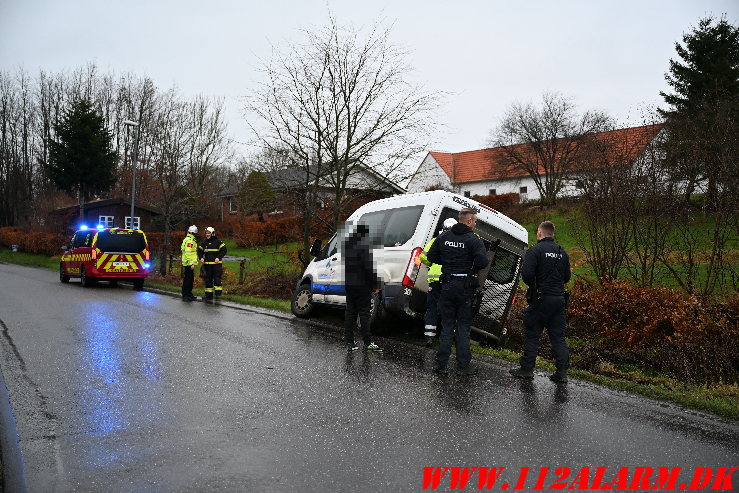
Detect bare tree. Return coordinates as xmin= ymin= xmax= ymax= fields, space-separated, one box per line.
xmin=492 ymin=91 xmax=612 ymax=205
xmin=146 ymin=89 xmax=231 ymax=274
xmin=246 ymin=14 xmax=439 ymax=261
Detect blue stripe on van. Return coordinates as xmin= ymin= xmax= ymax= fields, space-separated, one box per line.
xmin=312 ymin=284 xmax=346 ymax=296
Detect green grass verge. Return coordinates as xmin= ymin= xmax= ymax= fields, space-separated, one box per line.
xmin=144 ymin=279 xmax=291 ymax=312
xmin=0 ymin=250 xmax=58 ymax=270
xmin=473 ymin=345 xmax=739 ymax=421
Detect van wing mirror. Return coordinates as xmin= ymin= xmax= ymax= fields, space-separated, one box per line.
xmin=61 ymin=245 xmax=69 ymax=251
xmin=310 ymin=239 xmax=322 ymax=258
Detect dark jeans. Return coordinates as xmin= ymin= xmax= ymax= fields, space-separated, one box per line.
xmin=203 ymin=263 xmax=223 ymax=298
xmin=520 ymin=295 xmax=569 ymax=371
xmin=344 ymin=285 xmax=372 ymax=346
xmin=424 ymin=282 xmax=442 ymax=327
xmin=436 ymin=278 xmax=474 ymax=369
xmin=182 ymin=265 xmax=194 ymax=298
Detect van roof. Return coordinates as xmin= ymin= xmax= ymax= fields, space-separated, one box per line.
xmin=348 ymin=190 xmax=528 ymax=245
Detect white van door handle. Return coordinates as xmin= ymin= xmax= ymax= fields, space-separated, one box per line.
xmin=331 ymin=257 xmax=337 ymax=261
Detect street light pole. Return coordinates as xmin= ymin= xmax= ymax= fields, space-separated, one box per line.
xmin=123 ymin=120 xmax=140 ymax=229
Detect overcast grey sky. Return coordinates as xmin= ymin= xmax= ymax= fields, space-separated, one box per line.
xmin=1 ymin=0 xmax=737 ymax=157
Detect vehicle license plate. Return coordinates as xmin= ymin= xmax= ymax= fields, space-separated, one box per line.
xmin=113 ymin=262 xmax=130 ymax=267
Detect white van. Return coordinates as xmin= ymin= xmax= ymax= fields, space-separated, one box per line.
xmin=291 ymin=190 xmax=529 ymax=344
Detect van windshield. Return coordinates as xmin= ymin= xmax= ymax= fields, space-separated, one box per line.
xmin=95 ymin=230 xmax=146 ymax=253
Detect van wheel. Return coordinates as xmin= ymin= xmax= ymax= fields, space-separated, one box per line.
xmin=80 ymin=265 xmax=94 ymax=287
xmin=291 ymin=283 xmax=314 ymax=318
xmin=60 ymin=264 xmax=70 ymax=283
xmin=133 ymin=279 xmax=144 ymax=291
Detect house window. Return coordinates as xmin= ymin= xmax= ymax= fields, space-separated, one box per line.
xmin=519 ymin=186 xmax=527 ymax=194
xmin=124 ymin=216 xmax=140 ymax=229
xmin=229 ymin=198 xmax=238 ymax=214
xmin=98 ymin=216 xmax=114 ymax=228
xmin=489 ymin=189 xmax=497 ymax=196
xmin=464 ymin=191 xmax=471 ymax=198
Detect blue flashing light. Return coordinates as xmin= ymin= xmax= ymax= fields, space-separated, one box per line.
xmin=143 ymin=263 xmax=151 ymax=269
xmin=79 ymin=225 xmax=88 ymax=231
xmin=96 ymin=224 xmax=105 ymax=230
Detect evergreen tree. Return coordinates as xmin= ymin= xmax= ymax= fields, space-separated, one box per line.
xmin=658 ymin=16 xmax=739 ymax=201
xmin=45 ymin=99 xmax=117 ymax=220
xmin=238 ymin=171 xmax=277 ymax=222
xmin=659 ymin=16 xmax=739 ymax=116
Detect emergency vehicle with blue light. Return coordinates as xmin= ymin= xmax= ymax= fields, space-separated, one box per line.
xmin=59 ymin=226 xmax=151 ymax=289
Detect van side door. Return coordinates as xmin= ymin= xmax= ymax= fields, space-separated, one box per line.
xmin=310 ymin=234 xmax=341 ymax=304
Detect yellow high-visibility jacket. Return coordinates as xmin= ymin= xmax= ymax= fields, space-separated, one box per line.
xmin=419 ymin=237 xmax=443 ymax=283
xmin=181 ymin=233 xmax=199 ymax=267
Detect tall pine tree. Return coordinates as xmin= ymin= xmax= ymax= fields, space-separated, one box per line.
xmin=45 ymin=99 xmax=117 ymax=222
xmin=658 ymin=16 xmax=739 ymax=201
xmin=660 ymin=16 xmax=739 ymax=116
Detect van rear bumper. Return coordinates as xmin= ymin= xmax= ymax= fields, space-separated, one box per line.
xmin=382 ymin=283 xmax=425 ymax=319
xmin=86 ymin=264 xmax=149 ymax=279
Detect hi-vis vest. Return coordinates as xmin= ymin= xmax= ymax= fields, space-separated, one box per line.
xmin=420 ymin=237 xmax=443 ymax=283
xmin=181 ymin=233 xmax=199 ymax=266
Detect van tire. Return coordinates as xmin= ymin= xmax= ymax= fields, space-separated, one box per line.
xmin=291 ymin=283 xmax=314 ymax=318
xmin=60 ymin=264 xmax=70 ymax=283
xmin=133 ymin=279 xmax=145 ymax=291
xmin=80 ymin=265 xmax=94 ymax=287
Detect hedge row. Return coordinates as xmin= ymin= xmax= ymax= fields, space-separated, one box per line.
xmin=0 ymin=227 xmax=64 ymax=256
xmin=505 ymin=280 xmax=738 ymax=384
xmin=473 ymin=193 xmax=520 ymax=211
xmin=230 ymin=214 xmax=338 ymax=248
xmin=0 ymin=227 xmax=190 ymax=257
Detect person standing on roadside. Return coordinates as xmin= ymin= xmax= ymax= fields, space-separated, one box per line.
xmin=181 ymin=225 xmax=199 ymax=301
xmin=343 ymin=223 xmax=383 ymax=352
xmin=509 ymin=220 xmax=571 ymax=383
xmin=419 ymin=218 xmax=458 ymax=346
xmin=426 ymin=208 xmax=488 ymax=375
xmin=198 ymin=226 xmax=227 ymax=301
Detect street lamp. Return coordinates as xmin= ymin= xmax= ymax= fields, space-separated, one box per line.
xmin=123 ymin=120 xmax=139 ymax=229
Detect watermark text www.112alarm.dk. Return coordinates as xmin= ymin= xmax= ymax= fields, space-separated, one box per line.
xmin=422 ymin=466 xmax=737 ymax=490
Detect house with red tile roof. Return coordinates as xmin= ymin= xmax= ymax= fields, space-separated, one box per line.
xmin=407 ymin=124 xmax=663 ymax=201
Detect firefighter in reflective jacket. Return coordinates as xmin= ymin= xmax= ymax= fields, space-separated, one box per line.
xmin=419 ymin=218 xmax=457 ymax=346
xmin=181 ymin=225 xmax=199 ymax=301
xmin=198 ymin=226 xmax=227 ymax=300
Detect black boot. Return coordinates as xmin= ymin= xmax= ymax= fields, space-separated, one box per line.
xmin=509 ymin=367 xmax=534 ymax=379
xmin=549 ymin=369 xmax=568 ymax=383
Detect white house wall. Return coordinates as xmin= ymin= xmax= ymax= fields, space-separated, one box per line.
xmin=455 ymin=175 xmax=541 ymax=202
xmin=406 ymin=154 xmax=452 ymax=193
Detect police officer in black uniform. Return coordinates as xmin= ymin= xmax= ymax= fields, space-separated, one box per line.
xmin=510 ymin=220 xmax=571 ymax=382
xmin=427 ymin=208 xmax=488 ymax=375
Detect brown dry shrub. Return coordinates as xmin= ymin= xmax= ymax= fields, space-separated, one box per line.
xmin=0 ymin=227 xmax=64 ymax=255
xmin=568 ymin=280 xmax=739 ymax=384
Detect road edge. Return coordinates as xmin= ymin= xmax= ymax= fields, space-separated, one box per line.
xmin=0 ymin=362 xmax=28 ymax=493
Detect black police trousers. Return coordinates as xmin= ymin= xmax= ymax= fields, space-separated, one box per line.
xmin=436 ymin=277 xmax=475 ymax=370
xmin=520 ymin=295 xmax=569 ymax=371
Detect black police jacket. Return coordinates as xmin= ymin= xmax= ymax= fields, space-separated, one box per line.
xmin=426 ymin=223 xmax=488 ymax=276
xmin=198 ymin=236 xmax=227 ymax=263
xmin=521 ymin=237 xmax=571 ymax=296
xmin=342 ymin=234 xmax=380 ymax=289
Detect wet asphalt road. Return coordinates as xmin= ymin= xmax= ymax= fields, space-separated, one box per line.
xmin=0 ymin=263 xmax=738 ymax=493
